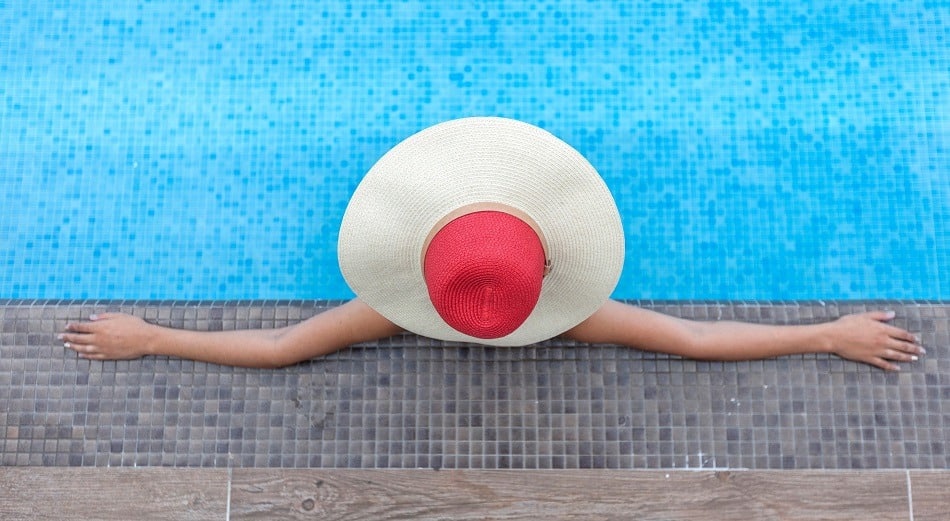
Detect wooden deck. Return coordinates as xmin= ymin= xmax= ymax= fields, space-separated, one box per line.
xmin=1 ymin=468 xmax=947 ymax=520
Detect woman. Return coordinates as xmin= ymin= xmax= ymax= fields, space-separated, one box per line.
xmin=60 ymin=118 xmax=924 ymax=371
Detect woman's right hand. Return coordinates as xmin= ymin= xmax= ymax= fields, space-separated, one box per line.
xmin=59 ymin=313 xmax=156 ymax=361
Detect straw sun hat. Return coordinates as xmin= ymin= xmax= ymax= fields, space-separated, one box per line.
xmin=338 ymin=117 xmax=624 ymax=346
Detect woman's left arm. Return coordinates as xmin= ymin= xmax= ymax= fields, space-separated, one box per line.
xmin=563 ymin=300 xmax=925 ymax=371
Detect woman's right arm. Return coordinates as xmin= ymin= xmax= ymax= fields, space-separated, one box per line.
xmin=59 ymin=299 xmax=403 ymax=368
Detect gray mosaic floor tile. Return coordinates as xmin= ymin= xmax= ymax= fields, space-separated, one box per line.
xmin=0 ymin=301 xmax=947 ymax=469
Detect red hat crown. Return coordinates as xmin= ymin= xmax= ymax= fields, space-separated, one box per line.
xmin=423 ymin=211 xmax=546 ymax=339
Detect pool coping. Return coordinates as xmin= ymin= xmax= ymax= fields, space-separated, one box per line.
xmin=2 ymin=300 xmax=948 ymax=470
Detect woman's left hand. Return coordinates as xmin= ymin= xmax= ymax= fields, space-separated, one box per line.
xmin=825 ymin=311 xmax=925 ymax=371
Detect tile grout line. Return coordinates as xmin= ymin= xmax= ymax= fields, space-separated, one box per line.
xmin=226 ymin=463 xmax=233 ymax=521
xmin=906 ymin=469 xmax=914 ymax=521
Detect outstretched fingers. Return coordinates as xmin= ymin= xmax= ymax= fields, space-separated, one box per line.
xmin=61 ymin=339 xmax=98 ymax=358
xmin=865 ymin=357 xmax=897 ymax=372
xmin=880 ymin=323 xmax=925 ymax=359
xmin=831 ymin=311 xmax=927 ymax=371
xmin=60 ymin=324 xmax=96 ymax=350
xmin=64 ymin=312 xmax=118 ymax=331
xmin=865 ymin=309 xmax=924 ymax=341
xmin=874 ymin=315 xmax=925 ymax=371
xmin=59 ymin=314 xmax=115 ymax=358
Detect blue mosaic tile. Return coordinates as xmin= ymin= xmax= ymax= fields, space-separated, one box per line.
xmin=0 ymin=1 xmax=947 ymax=299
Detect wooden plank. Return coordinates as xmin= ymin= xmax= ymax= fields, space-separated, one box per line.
xmin=0 ymin=468 xmax=228 ymax=521
xmin=230 ymin=469 xmax=910 ymax=521
xmin=910 ymin=471 xmax=950 ymax=521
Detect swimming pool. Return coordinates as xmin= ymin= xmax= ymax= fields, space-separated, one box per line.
xmin=1 ymin=1 xmax=947 ymax=300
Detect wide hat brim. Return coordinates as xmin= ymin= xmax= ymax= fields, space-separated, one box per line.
xmin=338 ymin=117 xmax=624 ymax=346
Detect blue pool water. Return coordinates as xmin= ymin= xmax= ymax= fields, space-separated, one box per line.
xmin=1 ymin=1 xmax=948 ymax=300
